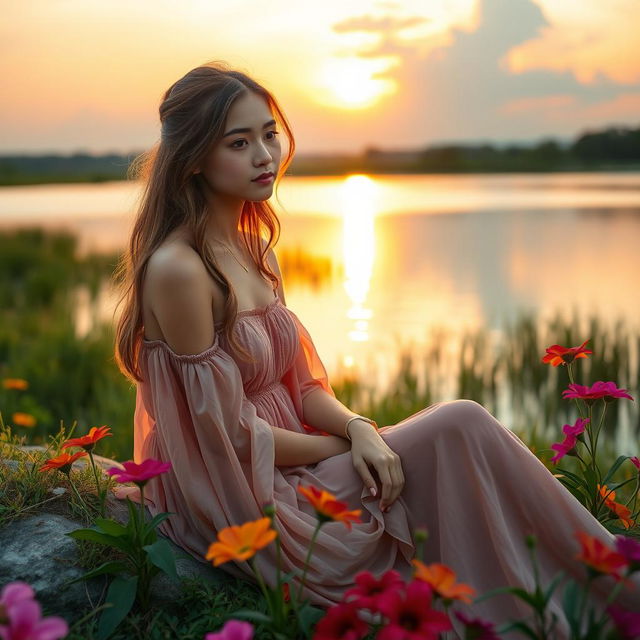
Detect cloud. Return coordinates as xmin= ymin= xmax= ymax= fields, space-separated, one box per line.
xmin=337 ymin=0 xmax=640 ymax=147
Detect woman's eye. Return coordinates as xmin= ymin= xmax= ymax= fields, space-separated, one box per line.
xmin=266 ymin=130 xmax=280 ymax=140
xmin=231 ymin=139 xmax=247 ymax=148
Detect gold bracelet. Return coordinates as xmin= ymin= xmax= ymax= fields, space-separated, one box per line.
xmin=344 ymin=415 xmax=378 ymax=442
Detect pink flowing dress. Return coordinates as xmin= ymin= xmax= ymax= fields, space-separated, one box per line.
xmin=125 ymin=294 xmax=639 ymax=634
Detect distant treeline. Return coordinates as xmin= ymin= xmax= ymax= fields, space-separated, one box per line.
xmin=1 ymin=124 xmax=639 ymax=185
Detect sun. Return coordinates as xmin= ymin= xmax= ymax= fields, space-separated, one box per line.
xmin=315 ymin=57 xmax=397 ymax=109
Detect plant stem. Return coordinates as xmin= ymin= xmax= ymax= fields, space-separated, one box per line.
xmin=87 ymin=450 xmax=105 ymax=518
xmin=65 ymin=471 xmax=92 ymax=523
xmin=296 ymin=523 xmax=322 ymax=604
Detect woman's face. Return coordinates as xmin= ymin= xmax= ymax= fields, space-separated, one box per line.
xmin=196 ymin=91 xmax=282 ymax=204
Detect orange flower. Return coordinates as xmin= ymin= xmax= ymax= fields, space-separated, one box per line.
xmin=297 ymin=485 xmax=362 ymax=531
xmin=542 ymin=340 xmax=592 ymax=367
xmin=599 ymin=485 xmax=636 ymax=530
xmin=39 ymin=451 xmax=87 ymax=474
xmin=12 ymin=412 xmax=36 ymax=428
xmin=205 ymin=517 xmax=277 ymax=566
xmin=2 ymin=378 xmax=29 ymax=391
xmin=412 ymin=560 xmax=476 ymax=604
xmin=575 ymin=531 xmax=628 ymax=578
xmin=61 ymin=425 xmax=112 ymax=452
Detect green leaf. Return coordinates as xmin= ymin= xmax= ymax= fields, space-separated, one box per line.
xmin=94 ymin=518 xmax=128 ymax=537
xmin=555 ymin=467 xmax=588 ymax=489
xmin=497 ymin=620 xmax=539 ymax=640
xmin=96 ymin=574 xmax=138 ymax=640
xmin=63 ymin=561 xmax=129 ymax=586
xmin=602 ymin=456 xmax=628 ymax=485
xmin=562 ymin=580 xmax=582 ymax=635
xmin=66 ymin=528 xmax=132 ymax=554
xmin=475 ymin=585 xmax=537 ymax=607
xmin=143 ymin=538 xmax=179 ymax=583
xmin=141 ymin=512 xmax=174 ymax=539
xmin=296 ymin=602 xmax=324 ymax=638
xmin=543 ymin=572 xmax=566 ymax=606
xmin=227 ymin=609 xmax=273 ymax=624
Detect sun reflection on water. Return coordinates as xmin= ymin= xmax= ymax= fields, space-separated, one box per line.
xmin=340 ymin=175 xmax=380 ymax=350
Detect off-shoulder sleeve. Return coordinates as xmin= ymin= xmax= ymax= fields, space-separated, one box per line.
xmin=129 ymin=336 xmax=275 ymax=549
xmin=280 ymin=308 xmax=336 ymax=433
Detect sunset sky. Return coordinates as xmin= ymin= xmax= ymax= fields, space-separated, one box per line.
xmin=1 ymin=0 xmax=639 ymax=155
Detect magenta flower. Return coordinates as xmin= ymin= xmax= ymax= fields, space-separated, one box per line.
xmin=562 ymin=381 xmax=634 ymax=403
xmin=455 ymin=610 xmax=501 ymax=640
xmin=0 ymin=584 xmax=68 ymax=640
xmin=106 ymin=458 xmax=172 ymax=487
xmin=615 ymin=535 xmax=640 ymax=570
xmin=343 ymin=569 xmax=404 ymax=613
xmin=630 ymin=456 xmax=640 ymax=472
xmin=562 ymin=417 xmax=589 ymax=437
xmin=550 ymin=434 xmax=578 ymax=464
xmin=606 ymin=605 xmax=640 ymax=639
xmin=205 ymin=619 xmax=254 ymax=640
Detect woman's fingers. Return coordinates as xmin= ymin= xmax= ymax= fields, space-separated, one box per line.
xmin=353 ymin=458 xmax=378 ymax=497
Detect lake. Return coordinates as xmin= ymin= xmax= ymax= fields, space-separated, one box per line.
xmin=1 ymin=172 xmax=639 ymax=397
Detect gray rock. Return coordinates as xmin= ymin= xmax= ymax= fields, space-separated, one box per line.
xmin=1 ymin=446 xmax=236 ymax=625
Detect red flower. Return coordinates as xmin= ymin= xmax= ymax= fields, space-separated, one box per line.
xmin=312 ymin=601 xmax=368 ymax=640
xmin=106 ymin=458 xmax=172 ymax=487
xmin=343 ymin=569 xmax=404 ymax=613
xmin=575 ymin=531 xmax=628 ymax=578
xmin=61 ymin=425 xmax=112 ymax=452
xmin=542 ymin=339 xmax=592 ymax=366
xmin=377 ymin=580 xmax=452 ymax=640
xmin=562 ymin=381 xmax=634 ymax=403
xmin=607 ymin=605 xmax=640 ymax=639
xmin=454 ymin=611 xmax=501 ymax=640
xmin=630 ymin=456 xmax=640 ymax=472
xmin=39 ymin=451 xmax=87 ymax=474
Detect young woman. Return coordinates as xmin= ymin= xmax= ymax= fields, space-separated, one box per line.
xmin=113 ymin=62 xmax=638 ymax=632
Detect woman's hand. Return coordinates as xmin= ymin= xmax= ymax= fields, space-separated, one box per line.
xmin=348 ymin=420 xmax=404 ymax=512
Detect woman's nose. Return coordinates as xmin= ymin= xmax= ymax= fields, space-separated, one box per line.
xmin=254 ymin=141 xmax=273 ymax=166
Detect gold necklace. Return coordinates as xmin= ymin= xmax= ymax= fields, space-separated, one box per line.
xmin=210 ymin=239 xmax=250 ymax=273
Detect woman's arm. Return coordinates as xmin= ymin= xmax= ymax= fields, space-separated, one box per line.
xmin=270 ymin=425 xmax=350 ymax=466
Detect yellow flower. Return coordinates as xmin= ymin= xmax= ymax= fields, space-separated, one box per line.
xmin=12 ymin=412 xmax=36 ymax=428
xmin=2 ymin=378 xmax=29 ymax=391
xmin=205 ymin=517 xmax=277 ymax=566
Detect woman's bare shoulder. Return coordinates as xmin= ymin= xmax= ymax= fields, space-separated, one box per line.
xmin=146 ymin=237 xmax=208 ymax=289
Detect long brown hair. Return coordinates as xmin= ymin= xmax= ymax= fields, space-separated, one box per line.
xmin=113 ymin=61 xmax=295 ymax=383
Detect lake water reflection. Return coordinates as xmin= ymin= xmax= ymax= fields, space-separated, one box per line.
xmin=1 ymin=172 xmax=639 ymax=396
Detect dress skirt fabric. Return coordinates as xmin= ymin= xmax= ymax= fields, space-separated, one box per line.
xmin=117 ymin=296 xmax=639 ymax=635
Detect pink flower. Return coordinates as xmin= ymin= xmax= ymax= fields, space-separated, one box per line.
xmin=630 ymin=456 xmax=640 ymax=472
xmin=454 ymin=611 xmax=501 ymax=640
xmin=606 ymin=605 xmax=640 ymax=639
xmin=106 ymin=458 xmax=172 ymax=487
xmin=615 ymin=535 xmax=640 ymax=569
xmin=542 ymin=340 xmax=592 ymax=367
xmin=377 ymin=580 xmax=452 ymax=640
xmin=343 ymin=569 xmax=404 ymax=613
xmin=0 ymin=584 xmax=68 ymax=640
xmin=0 ymin=582 xmax=35 ymax=609
xmin=562 ymin=381 xmax=634 ymax=403
xmin=312 ymin=601 xmax=368 ymax=640
xmin=550 ymin=434 xmax=578 ymax=464
xmin=205 ymin=619 xmax=254 ymax=640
